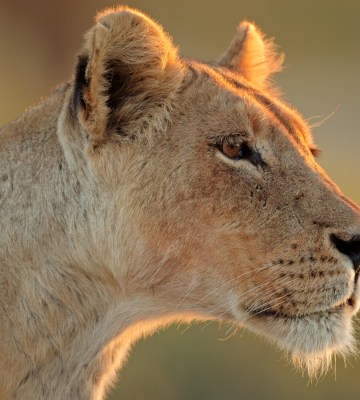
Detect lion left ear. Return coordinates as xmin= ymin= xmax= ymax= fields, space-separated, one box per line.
xmin=217 ymin=21 xmax=284 ymax=88
xmin=72 ymin=6 xmax=183 ymax=146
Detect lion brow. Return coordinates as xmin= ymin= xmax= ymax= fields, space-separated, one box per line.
xmin=210 ymin=67 xmax=309 ymax=145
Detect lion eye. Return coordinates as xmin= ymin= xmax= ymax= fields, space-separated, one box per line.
xmin=219 ymin=141 xmax=251 ymax=161
xmin=216 ymin=138 xmax=266 ymax=167
xmin=221 ymin=142 xmax=242 ymax=160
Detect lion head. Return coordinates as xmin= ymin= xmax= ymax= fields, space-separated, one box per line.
xmin=58 ymin=6 xmax=360 ymax=377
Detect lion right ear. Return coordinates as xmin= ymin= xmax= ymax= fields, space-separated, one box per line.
xmin=217 ymin=21 xmax=284 ymax=89
xmin=72 ymin=6 xmax=183 ymax=146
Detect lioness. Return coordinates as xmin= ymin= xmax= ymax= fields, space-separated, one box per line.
xmin=0 ymin=5 xmax=359 ymax=400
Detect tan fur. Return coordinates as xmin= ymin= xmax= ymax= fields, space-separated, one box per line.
xmin=1 ymin=6 xmax=360 ymax=399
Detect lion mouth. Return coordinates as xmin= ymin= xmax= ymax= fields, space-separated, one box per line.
xmin=247 ymin=267 xmax=360 ymax=320
xmin=354 ymin=265 xmax=360 ymax=285
xmin=347 ymin=265 xmax=360 ymax=307
xmin=247 ymin=302 xmax=347 ymax=321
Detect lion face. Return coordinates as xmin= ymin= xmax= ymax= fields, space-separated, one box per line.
xmin=62 ymin=7 xmax=360 ymax=376
xmin=125 ymin=63 xmax=360 ymax=375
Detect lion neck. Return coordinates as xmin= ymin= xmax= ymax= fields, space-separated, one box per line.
xmin=0 ymin=89 xmax=197 ymax=398
xmin=0 ymin=83 xmax=206 ymax=399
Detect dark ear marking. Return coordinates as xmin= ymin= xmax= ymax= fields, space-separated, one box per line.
xmin=104 ymin=59 xmax=130 ymax=131
xmin=72 ymin=55 xmax=89 ymax=113
xmin=104 ymin=59 xmax=154 ymax=133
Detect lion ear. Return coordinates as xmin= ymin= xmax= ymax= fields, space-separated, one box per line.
xmin=217 ymin=21 xmax=284 ymax=88
xmin=72 ymin=6 xmax=183 ymax=145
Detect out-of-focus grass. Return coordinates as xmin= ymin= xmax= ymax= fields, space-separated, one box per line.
xmin=1 ymin=1 xmax=359 ymax=399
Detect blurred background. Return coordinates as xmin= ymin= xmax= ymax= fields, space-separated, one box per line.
xmin=1 ymin=0 xmax=359 ymax=399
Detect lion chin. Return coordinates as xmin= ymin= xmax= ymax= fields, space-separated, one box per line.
xmin=234 ymin=301 xmax=358 ymax=378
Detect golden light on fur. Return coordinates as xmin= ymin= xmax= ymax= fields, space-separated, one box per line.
xmin=1 ymin=5 xmax=360 ymax=400
xmin=218 ymin=21 xmax=284 ymax=88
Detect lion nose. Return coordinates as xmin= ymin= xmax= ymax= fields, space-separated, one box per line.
xmin=331 ymin=234 xmax=360 ymax=272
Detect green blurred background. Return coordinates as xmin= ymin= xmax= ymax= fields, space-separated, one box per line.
xmin=1 ymin=0 xmax=359 ymax=399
